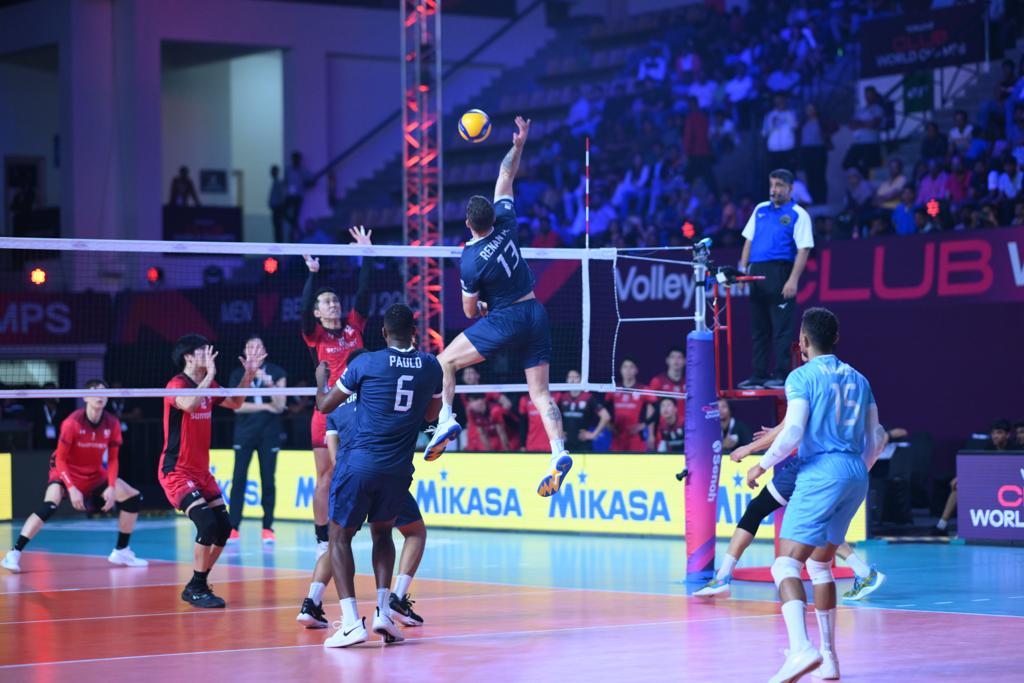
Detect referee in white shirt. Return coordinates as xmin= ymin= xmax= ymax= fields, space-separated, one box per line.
xmin=737 ymin=169 xmax=814 ymax=389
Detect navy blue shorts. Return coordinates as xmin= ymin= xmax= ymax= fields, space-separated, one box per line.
xmin=395 ymin=491 xmax=423 ymax=528
xmin=464 ymin=299 xmax=551 ymax=369
xmin=767 ymin=457 xmax=799 ymax=505
xmin=329 ymin=466 xmax=413 ymax=529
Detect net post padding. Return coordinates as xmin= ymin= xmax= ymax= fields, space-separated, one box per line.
xmin=730 ymin=506 xmax=855 ymax=582
xmin=683 ymin=329 xmax=721 ymax=583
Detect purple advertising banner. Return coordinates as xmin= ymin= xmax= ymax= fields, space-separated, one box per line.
xmin=956 ymin=452 xmax=1024 ymax=543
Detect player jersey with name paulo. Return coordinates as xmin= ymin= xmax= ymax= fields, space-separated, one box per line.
xmin=337 ymin=347 xmax=443 ymax=477
xmin=460 ymin=197 xmax=536 ymax=311
xmin=784 ymin=354 xmax=875 ymax=461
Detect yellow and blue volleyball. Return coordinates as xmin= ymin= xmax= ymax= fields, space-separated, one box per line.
xmin=458 ymin=109 xmax=491 ymax=143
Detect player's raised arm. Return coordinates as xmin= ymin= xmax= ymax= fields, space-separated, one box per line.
xmin=300 ymin=254 xmax=321 ymax=338
xmin=349 ymin=226 xmax=375 ymax=319
xmin=494 ymin=116 xmax=530 ymax=201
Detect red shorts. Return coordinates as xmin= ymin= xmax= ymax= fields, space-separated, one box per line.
xmin=311 ymin=409 xmax=327 ymax=450
xmin=47 ymin=469 xmax=107 ymax=498
xmin=159 ymin=468 xmax=222 ymax=511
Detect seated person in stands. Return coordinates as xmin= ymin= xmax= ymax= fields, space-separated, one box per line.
xmin=936 ymin=419 xmax=1013 ymax=535
xmin=1015 ymin=421 xmax=1024 ymax=449
xmin=719 ymin=398 xmax=751 ymax=454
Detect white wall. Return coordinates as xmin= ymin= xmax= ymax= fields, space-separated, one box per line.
xmin=230 ymin=51 xmax=283 ymax=241
xmin=161 ymin=60 xmax=232 ymax=205
xmin=0 ymin=59 xmax=60 ymax=210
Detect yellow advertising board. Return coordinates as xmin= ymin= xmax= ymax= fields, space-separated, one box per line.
xmin=208 ymin=450 xmax=864 ymax=541
xmin=0 ymin=453 xmax=11 ymax=521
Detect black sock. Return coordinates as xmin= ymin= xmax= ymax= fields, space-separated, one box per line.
xmin=116 ymin=532 xmax=131 ymax=550
xmin=14 ymin=535 xmax=30 ymax=551
xmin=189 ymin=570 xmax=210 ymax=589
xmin=315 ymin=524 xmax=328 ymax=543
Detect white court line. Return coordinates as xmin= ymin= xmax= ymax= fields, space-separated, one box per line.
xmin=0 ymin=589 xmax=561 ymax=626
xmin=895 ymin=604 xmax=916 ymax=607
xmin=0 ymin=612 xmax=781 ymax=670
xmin=972 ymin=598 xmax=991 ymax=602
xmin=932 ymin=601 xmax=953 ymax=605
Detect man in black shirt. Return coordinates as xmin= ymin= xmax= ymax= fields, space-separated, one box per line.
xmin=558 ymin=370 xmax=611 ymax=453
xmin=719 ymin=398 xmax=752 ymax=454
xmin=228 ymin=336 xmax=287 ymax=542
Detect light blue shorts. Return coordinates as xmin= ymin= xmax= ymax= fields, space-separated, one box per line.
xmin=780 ymin=454 xmax=868 ymax=547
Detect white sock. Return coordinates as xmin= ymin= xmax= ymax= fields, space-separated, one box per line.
xmin=439 ymin=402 xmax=453 ymax=423
xmin=843 ymin=550 xmax=871 ymax=578
xmin=377 ymin=587 xmax=390 ymax=615
xmin=936 ymin=518 xmax=948 ymax=530
xmin=550 ymin=438 xmax=565 ymax=457
xmin=717 ymin=553 xmax=738 ymax=580
xmin=340 ymin=597 xmax=359 ymax=627
xmin=394 ymin=573 xmax=413 ymax=599
xmin=815 ymin=608 xmax=837 ymax=654
xmin=307 ymin=581 xmax=326 ymax=604
xmin=780 ymin=600 xmax=811 ymax=651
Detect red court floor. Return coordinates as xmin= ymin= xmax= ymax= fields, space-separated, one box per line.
xmin=1 ymin=551 xmax=1020 ymax=682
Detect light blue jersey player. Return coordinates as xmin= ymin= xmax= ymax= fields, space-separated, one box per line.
xmin=423 ymin=115 xmax=571 ymax=498
xmin=745 ymin=307 xmax=885 ymax=682
xmin=313 ymin=304 xmax=442 ymax=649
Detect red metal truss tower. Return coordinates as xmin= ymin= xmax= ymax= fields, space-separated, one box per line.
xmin=401 ymin=0 xmax=444 ymax=354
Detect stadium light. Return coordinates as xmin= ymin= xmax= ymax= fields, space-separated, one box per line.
xmin=29 ymin=267 xmax=47 ymax=286
xmin=926 ymin=199 xmax=940 ymax=218
xmin=263 ymin=257 xmax=279 ymax=274
xmin=681 ymin=221 xmax=696 ymax=239
xmin=146 ymin=266 xmax=163 ymax=284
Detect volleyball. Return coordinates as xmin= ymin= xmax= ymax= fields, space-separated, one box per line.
xmin=458 ymin=108 xmax=491 ymax=143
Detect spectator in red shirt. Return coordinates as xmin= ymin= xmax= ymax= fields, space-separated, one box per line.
xmin=607 ymin=358 xmax=654 ymax=452
xmin=683 ymin=96 xmax=717 ymax=193
xmin=650 ymin=398 xmax=685 ymax=452
xmin=464 ymin=394 xmax=510 ymax=451
xmin=648 ymin=346 xmax=686 ymax=419
xmin=2 ymin=379 xmax=150 ymax=574
xmin=518 ymin=392 xmax=549 ymax=451
xmin=530 ymin=217 xmax=562 ymax=248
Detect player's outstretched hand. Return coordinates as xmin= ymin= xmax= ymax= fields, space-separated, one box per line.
xmin=315 ymin=360 xmax=330 ymax=390
xmin=731 ymin=444 xmax=753 ymax=463
xmin=477 ymin=301 xmax=489 ymax=318
xmin=240 ymin=349 xmax=267 ymax=375
xmin=101 ymin=486 xmax=116 ymax=512
xmin=753 ymin=425 xmax=773 ymax=440
xmin=68 ymin=486 xmax=86 ymax=511
xmin=512 ymin=116 xmax=531 ymax=147
xmin=349 ymin=225 xmax=373 ymax=246
xmin=745 ymin=464 xmax=765 ymax=490
xmin=303 ymin=254 xmax=320 ymax=273
xmin=203 ymin=345 xmax=218 ymax=380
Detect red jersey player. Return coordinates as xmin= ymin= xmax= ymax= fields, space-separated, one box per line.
xmin=2 ymin=380 xmax=149 ymax=573
xmin=159 ymin=335 xmax=261 ymax=608
xmin=517 ymin=393 xmax=549 ymax=451
xmin=607 ymin=357 xmax=655 ymax=452
xmin=464 ymin=394 xmax=510 ymax=451
xmin=648 ymin=346 xmax=686 ymax=423
xmin=301 ymin=226 xmax=374 ymax=555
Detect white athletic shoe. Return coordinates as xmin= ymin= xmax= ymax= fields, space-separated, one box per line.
xmin=372 ymin=607 xmax=405 ymax=644
xmin=2 ymin=549 xmax=21 ymax=573
xmin=324 ymin=617 xmax=368 ymax=648
xmin=812 ymin=651 xmax=840 ymax=680
xmin=108 ymin=547 xmax=149 ymax=567
xmin=423 ymin=418 xmax=462 ymax=462
xmin=692 ymin=575 xmax=732 ymax=597
xmin=768 ymin=643 xmax=822 ymax=683
xmin=316 ymin=540 xmax=329 ymax=559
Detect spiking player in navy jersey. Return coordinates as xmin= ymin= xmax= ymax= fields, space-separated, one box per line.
xmin=314 ymin=304 xmax=442 ymax=648
xmin=422 ymin=115 xmax=571 ymax=498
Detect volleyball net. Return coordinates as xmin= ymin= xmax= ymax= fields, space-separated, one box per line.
xmin=0 ymin=237 xmax=705 ymax=401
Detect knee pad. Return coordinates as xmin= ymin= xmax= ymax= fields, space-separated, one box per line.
xmin=806 ymin=558 xmax=834 ymax=585
xmin=210 ymin=505 xmax=232 ymax=546
xmin=188 ymin=504 xmax=217 ymax=546
xmin=771 ymin=556 xmax=804 ymax=589
xmin=35 ymin=501 xmax=59 ymax=522
xmin=737 ymin=488 xmax=783 ymax=536
xmin=117 ymin=494 xmax=141 ymax=514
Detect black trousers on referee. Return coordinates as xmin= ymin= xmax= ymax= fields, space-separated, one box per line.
xmin=749 ymin=260 xmax=795 ymax=380
xmin=229 ymin=427 xmax=281 ymax=530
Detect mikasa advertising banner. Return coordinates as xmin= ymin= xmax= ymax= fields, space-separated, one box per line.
xmin=207 ymin=450 xmax=865 ymax=541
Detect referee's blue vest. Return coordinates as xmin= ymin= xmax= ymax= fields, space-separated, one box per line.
xmin=749 ymin=200 xmax=800 ymax=263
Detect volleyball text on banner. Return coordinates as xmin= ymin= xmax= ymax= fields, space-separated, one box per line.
xmin=683 ymin=329 xmax=721 ymax=583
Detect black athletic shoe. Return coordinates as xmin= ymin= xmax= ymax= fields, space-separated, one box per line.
xmin=181 ymin=584 xmax=226 ymax=609
xmin=764 ymin=377 xmax=786 ymax=389
xmin=296 ymin=597 xmax=329 ymax=628
xmin=737 ymin=376 xmax=767 ymax=390
xmin=389 ymin=594 xmax=424 ymax=627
